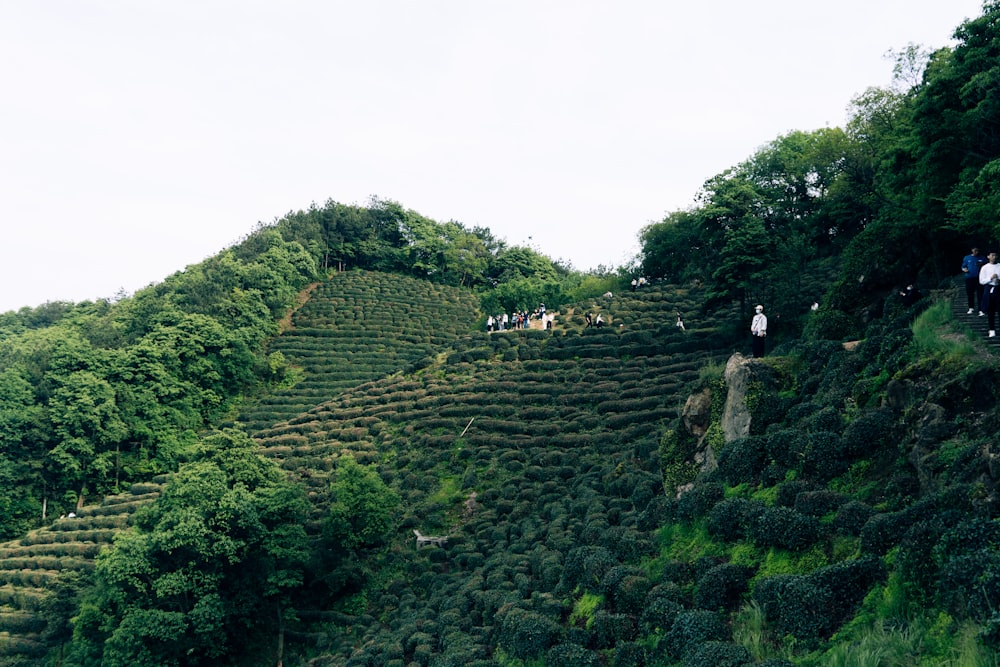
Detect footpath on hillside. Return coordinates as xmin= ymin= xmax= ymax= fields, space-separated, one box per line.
xmin=949 ymin=279 xmax=1000 ymax=351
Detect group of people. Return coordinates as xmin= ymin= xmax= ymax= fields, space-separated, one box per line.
xmin=487 ymin=310 xmax=532 ymax=332
xmin=584 ymin=312 xmax=606 ymax=328
xmin=487 ymin=303 xmax=554 ymax=332
xmin=962 ymin=247 xmax=1000 ymax=337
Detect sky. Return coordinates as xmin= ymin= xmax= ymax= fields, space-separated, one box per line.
xmin=0 ymin=1 xmax=987 ymax=312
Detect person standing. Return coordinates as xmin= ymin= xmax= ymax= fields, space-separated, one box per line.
xmin=962 ymin=247 xmax=986 ymax=314
xmin=980 ymin=252 xmax=1000 ymax=337
xmin=750 ymin=304 xmax=767 ymax=357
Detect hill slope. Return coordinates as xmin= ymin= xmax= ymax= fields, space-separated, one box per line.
xmin=251 ymin=279 xmax=741 ymax=663
xmin=237 ymin=270 xmax=482 ymax=434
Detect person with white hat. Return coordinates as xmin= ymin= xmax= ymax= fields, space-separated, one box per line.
xmin=751 ymin=304 xmax=767 ymax=358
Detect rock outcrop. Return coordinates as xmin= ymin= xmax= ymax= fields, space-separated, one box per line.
xmin=721 ymin=352 xmax=755 ymax=443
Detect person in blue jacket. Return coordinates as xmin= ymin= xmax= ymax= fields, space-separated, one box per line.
xmin=962 ymin=247 xmax=986 ymax=314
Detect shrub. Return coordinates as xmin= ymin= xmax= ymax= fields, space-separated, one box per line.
xmin=833 ymin=500 xmax=875 ymax=536
xmin=661 ymin=610 xmax=728 ymax=660
xmin=746 ymin=506 xmax=820 ymax=551
xmin=804 ymin=308 xmax=859 ymax=341
xmin=784 ymin=401 xmax=819 ymax=424
xmin=601 ymin=567 xmax=650 ymax=615
xmin=802 ymin=406 xmax=842 ymax=433
xmin=800 ymin=430 xmax=848 ymax=481
xmin=809 ymin=556 xmax=886 ymax=628
xmin=682 ymin=641 xmax=753 ymax=667
xmin=754 ymin=557 xmax=884 ymax=641
xmin=706 ymin=498 xmax=760 ymax=542
xmin=694 ymin=563 xmax=755 ymax=612
xmin=935 ymin=518 xmax=1000 ymax=622
xmin=494 ymin=606 xmax=563 ymax=660
xmin=639 ymin=597 xmax=683 ymax=635
xmin=675 ymin=482 xmax=725 ymax=523
xmin=602 ymin=526 xmax=654 ymax=562
xmin=588 ymin=611 xmax=637 ymax=649
xmin=613 ymin=641 xmax=648 ymax=667
xmin=794 ymin=490 xmax=850 ymax=517
xmin=716 ymin=437 xmax=766 ymax=486
xmin=558 ymin=546 xmax=618 ymax=595
xmin=764 ymin=429 xmax=799 ymax=469
xmin=637 ymin=495 xmax=670 ymax=531
xmin=546 ymin=642 xmax=601 ymax=667
xmin=754 ymin=574 xmax=829 ymax=641
xmin=774 ymin=480 xmax=816 ymax=507
xmin=841 ymin=407 xmax=896 ymax=458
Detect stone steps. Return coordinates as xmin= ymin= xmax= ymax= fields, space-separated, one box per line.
xmin=950 ymin=282 xmax=1000 ymax=349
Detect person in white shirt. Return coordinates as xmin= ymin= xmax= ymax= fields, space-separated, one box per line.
xmin=751 ymin=304 xmax=767 ymax=357
xmin=980 ymin=252 xmax=1000 ymax=337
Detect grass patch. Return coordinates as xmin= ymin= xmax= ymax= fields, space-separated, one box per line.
xmin=568 ymin=592 xmax=603 ymax=628
xmin=911 ymin=298 xmax=979 ymax=370
xmin=647 ymin=521 xmax=726 ymax=574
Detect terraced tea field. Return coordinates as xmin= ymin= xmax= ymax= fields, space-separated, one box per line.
xmin=0 ymin=481 xmax=165 ymax=664
xmin=237 ymin=270 xmax=481 ymax=434
xmin=252 ymin=281 xmax=742 ymax=662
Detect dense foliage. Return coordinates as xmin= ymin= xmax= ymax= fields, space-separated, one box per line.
xmin=640 ymin=0 xmax=1000 ymax=336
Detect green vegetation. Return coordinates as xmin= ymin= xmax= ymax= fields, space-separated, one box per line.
xmin=0 ymin=3 xmax=999 ymax=665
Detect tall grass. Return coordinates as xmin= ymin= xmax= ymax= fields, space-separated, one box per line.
xmin=803 ymin=616 xmax=1000 ymax=667
xmin=911 ymin=299 xmax=978 ymax=368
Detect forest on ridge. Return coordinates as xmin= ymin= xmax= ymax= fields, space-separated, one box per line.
xmin=0 ymin=2 xmax=999 ymax=665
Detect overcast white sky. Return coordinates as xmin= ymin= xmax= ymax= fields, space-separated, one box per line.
xmin=0 ymin=1 xmax=986 ymax=312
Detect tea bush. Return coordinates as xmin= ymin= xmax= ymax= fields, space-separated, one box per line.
xmin=675 ymin=482 xmax=725 ymax=523
xmin=707 ymin=498 xmax=761 ymax=542
xmin=774 ymin=480 xmax=816 ymax=507
xmin=660 ymin=609 xmax=729 ymax=661
xmin=755 ymin=556 xmax=884 ymax=641
xmin=934 ymin=518 xmax=1000 ymax=622
xmin=800 ymin=430 xmax=848 ymax=482
xmin=794 ymin=490 xmax=850 ymax=517
xmin=682 ymin=641 xmax=753 ymax=667
xmin=841 ymin=407 xmax=896 ymax=458
xmin=832 ymin=500 xmax=875 ymax=536
xmin=545 ymin=642 xmax=601 ymax=667
xmin=754 ymin=574 xmax=830 ymax=641
xmin=716 ymin=437 xmax=766 ymax=486
xmin=494 ymin=606 xmax=563 ymax=660
xmin=588 ymin=610 xmax=637 ymax=648
xmin=558 ymin=546 xmax=618 ymax=595
xmin=694 ymin=563 xmax=754 ymax=612
xmin=639 ymin=597 xmax=684 ymax=635
xmin=746 ymin=505 xmax=820 ymax=551
xmin=612 ymin=641 xmax=648 ymax=667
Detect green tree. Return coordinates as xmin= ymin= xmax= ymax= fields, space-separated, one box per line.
xmin=640 ymin=209 xmax=703 ymax=282
xmin=47 ymin=369 xmax=127 ymax=500
xmin=325 ymin=455 xmax=400 ymax=552
xmin=74 ymin=429 xmax=309 ymax=667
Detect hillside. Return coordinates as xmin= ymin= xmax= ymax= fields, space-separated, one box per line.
xmin=0 ymin=272 xmax=742 ymax=665
xmin=2 ymin=266 xmax=1000 ymax=665
xmin=253 ymin=276 xmax=741 ymax=665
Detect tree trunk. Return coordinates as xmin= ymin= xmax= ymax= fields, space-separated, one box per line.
xmin=276 ymin=601 xmax=285 ymax=667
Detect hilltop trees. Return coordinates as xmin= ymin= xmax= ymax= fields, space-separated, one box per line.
xmin=640 ymin=1 xmax=1000 ymax=332
xmin=641 ymin=127 xmax=853 ymax=320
